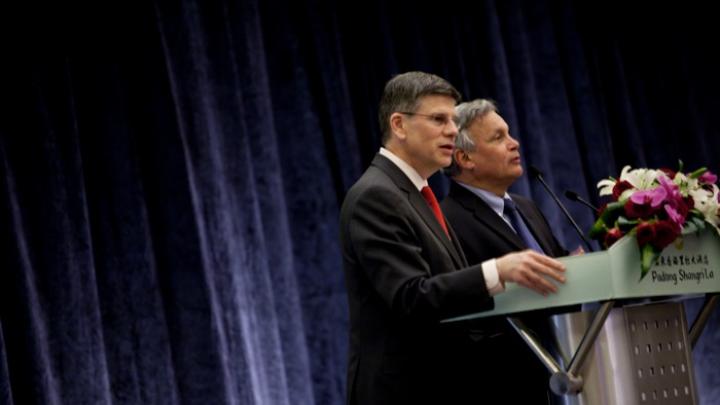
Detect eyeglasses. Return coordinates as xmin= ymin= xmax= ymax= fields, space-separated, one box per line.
xmin=398 ymin=111 xmax=456 ymax=129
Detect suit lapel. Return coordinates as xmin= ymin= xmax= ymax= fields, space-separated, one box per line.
xmin=449 ymin=182 xmax=526 ymax=251
xmin=472 ymin=199 xmax=526 ymax=250
xmin=372 ymin=155 xmax=464 ymax=267
xmin=446 ymin=221 xmax=469 ymax=267
xmin=407 ymin=192 xmax=465 ymax=267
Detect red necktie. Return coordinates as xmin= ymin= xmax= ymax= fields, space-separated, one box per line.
xmin=421 ymin=186 xmax=449 ymax=237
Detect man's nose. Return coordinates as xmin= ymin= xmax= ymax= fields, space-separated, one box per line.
xmin=445 ymin=119 xmax=459 ymax=135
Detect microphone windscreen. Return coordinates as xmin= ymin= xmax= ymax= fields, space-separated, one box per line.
xmin=564 ymin=190 xmax=579 ymax=201
xmin=528 ymin=165 xmax=543 ymax=179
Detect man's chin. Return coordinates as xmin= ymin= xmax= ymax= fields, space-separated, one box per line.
xmin=505 ymin=169 xmax=523 ymax=183
xmin=436 ymin=156 xmax=453 ymax=167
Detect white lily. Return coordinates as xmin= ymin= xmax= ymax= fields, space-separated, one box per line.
xmin=597 ymin=166 xmax=663 ymax=198
xmin=690 ymin=184 xmax=720 ymax=234
xmin=621 ymin=166 xmax=661 ymax=190
xmin=597 ymin=178 xmax=616 ymax=196
xmin=673 ymin=172 xmax=699 ymax=197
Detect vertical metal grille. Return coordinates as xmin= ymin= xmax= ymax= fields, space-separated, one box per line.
xmin=624 ymin=303 xmax=697 ymax=404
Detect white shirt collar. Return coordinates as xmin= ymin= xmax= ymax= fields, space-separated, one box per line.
xmin=379 ymin=147 xmax=428 ymax=191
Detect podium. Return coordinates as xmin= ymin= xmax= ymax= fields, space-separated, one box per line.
xmin=444 ymin=229 xmax=720 ymax=404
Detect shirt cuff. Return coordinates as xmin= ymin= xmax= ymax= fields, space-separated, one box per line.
xmin=482 ymin=259 xmax=505 ymax=296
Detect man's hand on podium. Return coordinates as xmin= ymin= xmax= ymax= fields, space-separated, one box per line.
xmin=496 ymin=250 xmax=566 ymax=296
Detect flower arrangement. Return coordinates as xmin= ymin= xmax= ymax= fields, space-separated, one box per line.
xmin=589 ymin=164 xmax=720 ymax=279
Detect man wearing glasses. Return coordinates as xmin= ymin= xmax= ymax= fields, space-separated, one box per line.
xmin=339 ymin=72 xmax=566 ymax=405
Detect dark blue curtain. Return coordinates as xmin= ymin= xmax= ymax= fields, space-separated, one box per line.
xmin=1 ymin=1 xmax=718 ymax=404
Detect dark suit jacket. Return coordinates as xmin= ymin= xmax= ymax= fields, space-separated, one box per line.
xmin=441 ymin=180 xmax=567 ymax=403
xmin=441 ymin=180 xmax=567 ymax=264
xmin=340 ymin=154 xmax=496 ymax=405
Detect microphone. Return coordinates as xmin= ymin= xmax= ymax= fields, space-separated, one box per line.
xmin=564 ymin=190 xmax=599 ymax=215
xmin=528 ymin=165 xmax=595 ymax=252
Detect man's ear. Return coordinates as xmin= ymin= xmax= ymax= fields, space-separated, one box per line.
xmin=455 ymin=149 xmax=474 ymax=169
xmin=389 ymin=112 xmax=407 ymax=140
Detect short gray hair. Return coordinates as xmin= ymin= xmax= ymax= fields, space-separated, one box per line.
xmin=445 ymin=99 xmax=498 ymax=177
xmin=378 ymin=71 xmax=461 ymax=144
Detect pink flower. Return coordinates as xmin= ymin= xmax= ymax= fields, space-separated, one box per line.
xmin=699 ymin=171 xmax=718 ymax=184
xmin=656 ymin=175 xmax=691 ymax=220
xmin=663 ymin=205 xmax=685 ymax=230
xmin=657 ymin=175 xmax=682 ymax=201
xmin=625 ymin=187 xmax=666 ymax=218
xmin=629 ymin=187 xmax=667 ymax=207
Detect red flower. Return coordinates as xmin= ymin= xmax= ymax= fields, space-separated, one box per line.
xmin=624 ymin=199 xmax=659 ymax=219
xmin=597 ymin=202 xmax=608 ymax=216
xmin=674 ymin=200 xmax=690 ymax=220
xmin=657 ymin=196 xmax=692 ymax=225
xmin=659 ymin=167 xmax=677 ymax=179
xmin=635 ymin=222 xmax=656 ymax=246
xmin=604 ymin=227 xmax=625 ymax=247
xmin=683 ymin=196 xmax=695 ymax=210
xmin=651 ymin=220 xmax=681 ymax=250
xmin=612 ymin=180 xmax=634 ymax=200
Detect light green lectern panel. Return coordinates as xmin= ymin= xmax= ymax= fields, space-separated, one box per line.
xmin=445 ymin=229 xmax=720 ymax=322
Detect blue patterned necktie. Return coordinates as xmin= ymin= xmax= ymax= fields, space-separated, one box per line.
xmin=503 ymin=198 xmax=544 ymax=254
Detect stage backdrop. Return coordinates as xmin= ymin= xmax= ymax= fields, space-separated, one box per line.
xmin=1 ymin=0 xmax=719 ymax=404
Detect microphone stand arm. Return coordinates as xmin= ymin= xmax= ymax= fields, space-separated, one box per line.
xmin=536 ymin=174 xmax=595 ymax=253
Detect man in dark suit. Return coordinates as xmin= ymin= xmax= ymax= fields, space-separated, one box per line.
xmin=441 ymin=98 xmax=568 ymax=403
xmin=340 ymin=73 xmax=566 ymax=405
